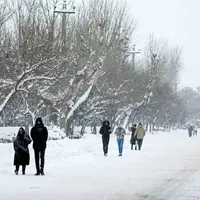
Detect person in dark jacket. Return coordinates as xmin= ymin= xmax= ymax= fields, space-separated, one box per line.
xmin=31 ymin=117 xmax=48 ymax=175
xmin=188 ymin=125 xmax=193 ymax=137
xmin=99 ymin=120 xmax=111 ymax=156
xmin=13 ymin=127 xmax=32 ymax=175
xmin=130 ymin=124 xmax=137 ymax=150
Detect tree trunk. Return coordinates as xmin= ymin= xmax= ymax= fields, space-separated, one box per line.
xmin=91 ymin=123 xmax=97 ymax=134
xmin=80 ymin=121 xmax=87 ymax=136
xmin=66 ymin=116 xmax=73 ymax=136
xmin=30 ymin=113 xmax=35 ymax=126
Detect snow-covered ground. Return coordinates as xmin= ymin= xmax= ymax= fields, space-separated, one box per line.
xmin=0 ymin=130 xmax=200 ymax=200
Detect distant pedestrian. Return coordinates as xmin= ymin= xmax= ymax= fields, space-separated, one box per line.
xmin=188 ymin=125 xmax=193 ymax=137
xmin=134 ymin=123 xmax=145 ymax=151
xmin=130 ymin=124 xmax=137 ymax=150
xmin=114 ymin=126 xmax=126 ymax=156
xmin=193 ymin=125 xmax=198 ymax=136
xmin=99 ymin=120 xmax=111 ymax=156
xmin=13 ymin=127 xmax=32 ymax=175
xmin=31 ymin=117 xmax=48 ymax=175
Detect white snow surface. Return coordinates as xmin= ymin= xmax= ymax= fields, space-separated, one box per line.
xmin=0 ymin=130 xmax=200 ymax=200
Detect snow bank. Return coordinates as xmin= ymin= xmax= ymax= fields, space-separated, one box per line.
xmin=48 ymin=126 xmax=66 ymax=140
xmin=0 ymin=126 xmax=66 ymax=143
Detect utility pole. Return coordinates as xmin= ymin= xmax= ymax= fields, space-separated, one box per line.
xmin=126 ymin=45 xmax=141 ymax=69
xmin=54 ymin=0 xmax=75 ymax=52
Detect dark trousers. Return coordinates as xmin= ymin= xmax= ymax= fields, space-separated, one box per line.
xmin=34 ymin=149 xmax=45 ymax=172
xmin=131 ymin=144 xmax=136 ymax=150
xmin=102 ymin=136 xmax=110 ymax=154
xmin=137 ymin=139 xmax=143 ymax=150
xmin=16 ymin=165 xmax=26 ymax=173
xmin=189 ymin=131 xmax=192 ymax=137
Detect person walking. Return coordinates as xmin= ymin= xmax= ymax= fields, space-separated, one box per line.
xmin=99 ymin=120 xmax=111 ymax=156
xmin=13 ymin=127 xmax=32 ymax=175
xmin=31 ymin=117 xmax=48 ymax=175
xmin=188 ymin=125 xmax=193 ymax=137
xmin=134 ymin=123 xmax=145 ymax=151
xmin=114 ymin=126 xmax=126 ymax=156
xmin=193 ymin=125 xmax=198 ymax=136
xmin=130 ymin=124 xmax=137 ymax=150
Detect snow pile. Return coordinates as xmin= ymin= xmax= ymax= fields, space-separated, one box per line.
xmin=48 ymin=126 xmax=66 ymax=140
xmin=0 ymin=126 xmax=66 ymax=143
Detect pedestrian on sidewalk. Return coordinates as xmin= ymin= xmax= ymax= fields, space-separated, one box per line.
xmin=13 ymin=127 xmax=32 ymax=175
xmin=114 ymin=126 xmax=126 ymax=156
xmin=99 ymin=120 xmax=111 ymax=156
xmin=31 ymin=117 xmax=48 ymax=176
xmin=130 ymin=124 xmax=137 ymax=150
xmin=188 ymin=125 xmax=193 ymax=137
xmin=134 ymin=123 xmax=145 ymax=151
xmin=193 ymin=125 xmax=198 ymax=136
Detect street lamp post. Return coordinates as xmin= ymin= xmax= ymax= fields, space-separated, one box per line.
xmin=53 ymin=0 xmax=76 ymax=52
xmin=126 ymin=45 xmax=141 ymax=69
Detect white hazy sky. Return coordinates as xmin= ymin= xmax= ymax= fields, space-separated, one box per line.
xmin=125 ymin=0 xmax=200 ymax=89
xmin=60 ymin=0 xmax=200 ymax=89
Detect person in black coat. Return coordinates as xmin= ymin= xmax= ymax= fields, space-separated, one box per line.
xmin=13 ymin=127 xmax=32 ymax=175
xmin=31 ymin=117 xmax=48 ymax=175
xmin=130 ymin=124 xmax=137 ymax=150
xmin=99 ymin=120 xmax=111 ymax=156
xmin=188 ymin=125 xmax=193 ymax=137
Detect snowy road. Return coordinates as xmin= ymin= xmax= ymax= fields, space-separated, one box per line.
xmin=0 ymin=130 xmax=200 ymax=200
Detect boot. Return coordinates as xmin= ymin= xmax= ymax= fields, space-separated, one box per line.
xmin=40 ymin=169 xmax=45 ymax=176
xmin=35 ymin=170 xmax=40 ymax=176
xmin=15 ymin=165 xmax=19 ymax=175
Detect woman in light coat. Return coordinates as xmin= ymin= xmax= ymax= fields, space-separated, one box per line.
xmin=114 ymin=126 xmax=126 ymax=156
xmin=134 ymin=123 xmax=145 ymax=150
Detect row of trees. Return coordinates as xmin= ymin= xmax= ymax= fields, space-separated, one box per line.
xmin=0 ymin=0 xmax=188 ymax=134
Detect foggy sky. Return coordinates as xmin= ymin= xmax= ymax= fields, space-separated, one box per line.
xmin=125 ymin=0 xmax=200 ymax=89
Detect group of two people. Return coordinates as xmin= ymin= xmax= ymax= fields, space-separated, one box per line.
xmin=188 ymin=125 xmax=198 ymax=137
xmin=99 ymin=120 xmax=145 ymax=156
xmin=13 ymin=118 xmax=48 ymax=175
